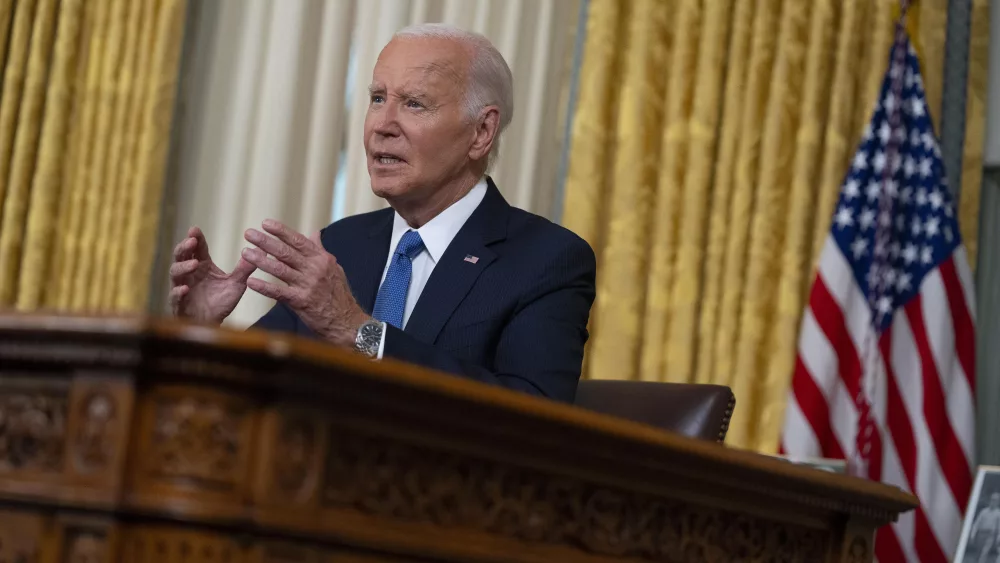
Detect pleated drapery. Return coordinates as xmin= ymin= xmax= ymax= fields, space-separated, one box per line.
xmin=168 ymin=0 xmax=582 ymax=329
xmin=562 ymin=0 xmax=991 ymax=453
xmin=0 ymin=0 xmax=187 ymax=313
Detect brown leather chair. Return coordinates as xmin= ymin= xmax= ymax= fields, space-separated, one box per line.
xmin=574 ymin=380 xmax=735 ymax=442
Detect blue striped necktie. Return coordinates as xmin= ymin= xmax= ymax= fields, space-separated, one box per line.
xmin=372 ymin=230 xmax=424 ymax=329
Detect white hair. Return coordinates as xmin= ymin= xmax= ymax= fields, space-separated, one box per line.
xmin=393 ymin=23 xmax=514 ymax=171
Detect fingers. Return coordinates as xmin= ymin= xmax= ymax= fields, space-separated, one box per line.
xmin=173 ymin=237 xmax=196 ymax=261
xmin=169 ymin=285 xmax=189 ymax=313
xmin=247 ymin=277 xmax=293 ymax=303
xmin=169 ymin=258 xmax=199 ymax=281
xmin=174 ymin=226 xmax=211 ymax=262
xmin=244 ymin=227 xmax=305 ymax=270
xmin=261 ymin=219 xmax=316 ymax=255
xmin=241 ymin=248 xmax=300 ymax=284
xmin=230 ymin=256 xmax=257 ymax=283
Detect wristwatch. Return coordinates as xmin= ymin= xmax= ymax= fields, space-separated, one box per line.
xmin=355 ymin=318 xmax=384 ymax=358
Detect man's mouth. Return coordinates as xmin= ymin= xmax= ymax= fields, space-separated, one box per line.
xmin=373 ymin=152 xmax=405 ymax=165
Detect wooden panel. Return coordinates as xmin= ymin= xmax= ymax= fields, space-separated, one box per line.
xmin=0 ymin=509 xmax=45 ymax=562
xmin=125 ymin=385 xmax=257 ymax=520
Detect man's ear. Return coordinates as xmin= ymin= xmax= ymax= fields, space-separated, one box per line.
xmin=468 ymin=106 xmax=500 ymax=162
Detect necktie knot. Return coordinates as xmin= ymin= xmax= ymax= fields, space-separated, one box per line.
xmin=396 ymin=230 xmax=424 ymax=259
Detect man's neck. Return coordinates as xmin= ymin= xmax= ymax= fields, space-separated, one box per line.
xmin=393 ymin=171 xmax=484 ymax=229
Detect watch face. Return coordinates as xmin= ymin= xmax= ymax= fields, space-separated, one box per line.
xmin=361 ymin=323 xmax=380 ymax=339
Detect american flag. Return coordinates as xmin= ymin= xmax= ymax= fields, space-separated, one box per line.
xmin=781 ymin=25 xmax=977 ymax=563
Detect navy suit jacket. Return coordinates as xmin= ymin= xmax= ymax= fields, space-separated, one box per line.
xmin=252 ymin=179 xmax=596 ymax=403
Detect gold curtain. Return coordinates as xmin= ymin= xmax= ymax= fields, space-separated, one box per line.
xmin=0 ymin=0 xmax=187 ymax=313
xmin=563 ymin=0 xmax=991 ymax=452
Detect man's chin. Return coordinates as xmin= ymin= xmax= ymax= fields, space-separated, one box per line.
xmin=369 ymin=179 xmax=407 ymax=200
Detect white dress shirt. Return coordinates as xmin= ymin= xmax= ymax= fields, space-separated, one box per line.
xmin=376 ymin=178 xmax=488 ymax=357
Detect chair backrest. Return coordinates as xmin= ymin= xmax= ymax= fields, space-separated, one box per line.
xmin=574 ymin=380 xmax=735 ymax=442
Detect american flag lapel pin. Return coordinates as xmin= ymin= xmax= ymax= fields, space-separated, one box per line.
xmin=463 ymin=255 xmax=479 ymax=264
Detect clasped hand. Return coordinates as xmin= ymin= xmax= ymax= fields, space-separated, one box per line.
xmin=241 ymin=220 xmax=369 ymax=347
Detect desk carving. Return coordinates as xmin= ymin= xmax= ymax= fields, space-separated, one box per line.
xmin=0 ymin=315 xmax=916 ymax=563
xmin=322 ymin=428 xmax=830 ymax=562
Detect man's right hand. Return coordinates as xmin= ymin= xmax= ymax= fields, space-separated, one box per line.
xmin=169 ymin=227 xmax=257 ymax=324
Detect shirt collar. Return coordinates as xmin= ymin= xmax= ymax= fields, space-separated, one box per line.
xmin=389 ymin=177 xmax=488 ymax=263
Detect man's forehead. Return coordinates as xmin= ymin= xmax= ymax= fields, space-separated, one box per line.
xmin=373 ymin=38 xmax=468 ymax=85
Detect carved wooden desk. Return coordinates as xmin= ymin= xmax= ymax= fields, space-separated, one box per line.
xmin=0 ymin=314 xmax=915 ymax=563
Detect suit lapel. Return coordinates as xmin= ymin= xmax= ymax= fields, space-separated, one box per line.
xmin=346 ymin=211 xmax=393 ymax=313
xmin=405 ymin=178 xmax=510 ymax=344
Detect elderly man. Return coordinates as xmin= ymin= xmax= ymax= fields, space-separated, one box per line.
xmin=168 ymin=24 xmax=596 ymax=402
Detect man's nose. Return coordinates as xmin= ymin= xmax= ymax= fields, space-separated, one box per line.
xmin=373 ymin=102 xmax=401 ymax=136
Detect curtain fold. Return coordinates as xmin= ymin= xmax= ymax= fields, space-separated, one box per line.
xmin=0 ymin=0 xmax=187 ymax=313
xmin=166 ymin=0 xmax=582 ymax=328
xmin=562 ymin=0 xmax=989 ymax=452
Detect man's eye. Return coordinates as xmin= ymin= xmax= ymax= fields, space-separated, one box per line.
xmin=406 ymin=99 xmax=423 ymax=109
xmin=370 ymin=95 xmax=385 ymax=104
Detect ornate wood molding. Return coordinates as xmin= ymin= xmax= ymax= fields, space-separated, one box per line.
xmin=321 ymin=428 xmax=830 ymax=562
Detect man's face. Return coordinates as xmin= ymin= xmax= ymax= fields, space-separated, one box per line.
xmin=364 ymin=37 xmax=477 ymax=204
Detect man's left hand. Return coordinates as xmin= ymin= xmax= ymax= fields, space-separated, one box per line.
xmin=242 ymin=219 xmax=368 ymax=348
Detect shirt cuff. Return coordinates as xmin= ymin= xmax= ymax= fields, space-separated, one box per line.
xmin=376 ymin=321 xmax=387 ymax=360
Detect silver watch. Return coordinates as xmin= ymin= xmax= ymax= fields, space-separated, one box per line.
xmin=355 ymin=318 xmax=384 ymax=358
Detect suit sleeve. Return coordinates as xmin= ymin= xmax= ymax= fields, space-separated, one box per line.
xmin=251 ymin=301 xmax=300 ymax=333
xmin=381 ymin=237 xmax=596 ymax=402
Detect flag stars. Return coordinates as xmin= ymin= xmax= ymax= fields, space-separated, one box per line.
xmin=834 ymin=206 xmax=854 ymax=229
xmin=883 ymin=268 xmax=898 ymax=287
xmin=924 ymin=216 xmax=940 ymax=238
xmin=897 ymin=272 xmax=912 ymax=292
xmin=922 ymin=133 xmax=935 ymax=151
xmin=873 ymin=151 xmax=887 ymax=173
xmin=878 ymin=122 xmax=892 ymax=144
xmin=916 ymin=188 xmax=928 ymax=207
xmin=904 ymin=156 xmax=916 ymax=178
xmin=866 ymin=181 xmax=882 ymax=202
xmin=851 ymin=237 xmax=869 ymax=259
xmin=910 ymin=96 xmax=925 ymax=118
xmin=921 ymin=246 xmax=934 ymax=265
xmin=929 ymin=189 xmax=944 ymax=210
xmin=911 ymin=217 xmax=923 ymax=237
xmin=859 ymin=208 xmax=876 ymax=231
xmin=903 ymin=244 xmax=918 ymax=264
xmin=919 ymin=158 xmax=933 ymax=178
xmin=884 ymin=93 xmax=898 ymax=113
xmin=877 ymin=295 xmax=894 ymax=316
xmin=866 ymin=269 xmax=879 ymax=289
xmin=853 ymin=152 xmax=869 ymax=171
xmin=844 ymin=179 xmax=861 ymax=200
